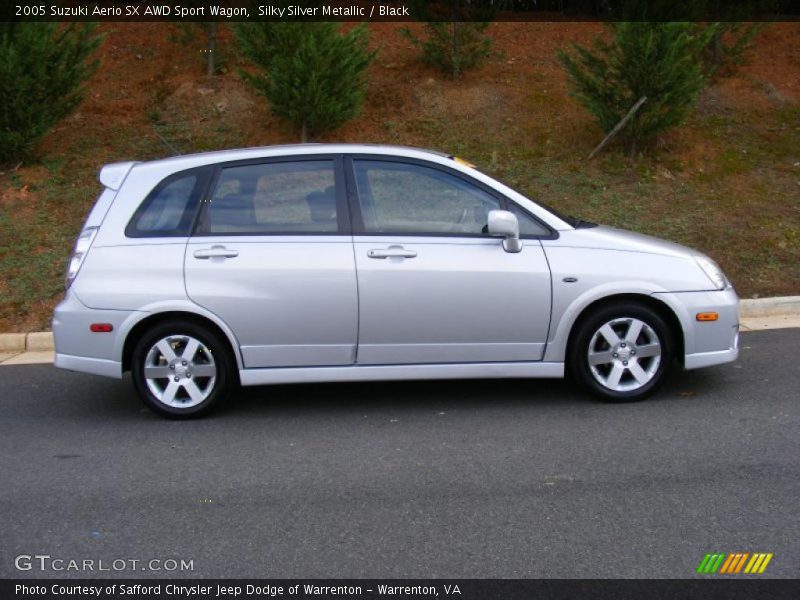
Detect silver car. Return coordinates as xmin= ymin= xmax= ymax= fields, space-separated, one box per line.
xmin=52 ymin=144 xmax=739 ymax=417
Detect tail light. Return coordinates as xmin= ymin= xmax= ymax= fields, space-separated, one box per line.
xmin=65 ymin=226 xmax=98 ymax=289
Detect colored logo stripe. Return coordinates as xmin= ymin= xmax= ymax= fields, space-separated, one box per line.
xmin=697 ymin=553 xmax=725 ymax=574
xmin=745 ymin=553 xmax=773 ymax=574
xmin=720 ymin=553 xmax=749 ymax=574
xmin=734 ymin=553 xmax=750 ymax=573
xmin=697 ymin=553 xmax=773 ymax=575
xmin=719 ymin=553 xmax=737 ymax=574
xmin=696 ymin=554 xmax=712 ymax=573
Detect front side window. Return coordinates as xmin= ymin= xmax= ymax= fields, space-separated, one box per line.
xmin=353 ymin=160 xmax=501 ymax=235
xmin=197 ymin=160 xmax=338 ymax=234
xmin=126 ymin=174 xmax=199 ymax=237
xmin=506 ymin=201 xmax=552 ymax=237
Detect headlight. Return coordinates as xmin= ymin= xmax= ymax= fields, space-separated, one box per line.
xmin=65 ymin=226 xmax=98 ymax=289
xmin=694 ymin=255 xmax=728 ymax=290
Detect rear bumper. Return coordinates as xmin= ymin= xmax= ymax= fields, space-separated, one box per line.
xmin=54 ymin=353 xmax=122 ymax=379
xmin=52 ymin=289 xmax=131 ymax=379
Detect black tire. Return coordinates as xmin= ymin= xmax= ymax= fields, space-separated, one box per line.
xmin=568 ymin=302 xmax=674 ymax=403
xmin=131 ymin=320 xmax=235 ymax=418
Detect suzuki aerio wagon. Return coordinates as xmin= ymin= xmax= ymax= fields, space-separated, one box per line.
xmin=53 ymin=145 xmax=739 ymax=417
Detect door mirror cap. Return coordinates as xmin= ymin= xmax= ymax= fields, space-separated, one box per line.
xmin=487 ymin=210 xmax=523 ymax=253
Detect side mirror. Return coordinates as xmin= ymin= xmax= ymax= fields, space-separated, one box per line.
xmin=487 ymin=210 xmax=523 ymax=253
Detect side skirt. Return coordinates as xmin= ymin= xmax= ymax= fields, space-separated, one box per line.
xmin=239 ymin=361 xmax=565 ymax=386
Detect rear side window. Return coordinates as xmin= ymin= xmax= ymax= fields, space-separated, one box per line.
xmin=126 ymin=172 xmax=203 ymax=237
xmin=196 ymin=160 xmax=338 ymax=235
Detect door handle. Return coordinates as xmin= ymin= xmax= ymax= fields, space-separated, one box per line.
xmin=193 ymin=246 xmax=239 ymax=259
xmin=367 ymin=246 xmax=418 ymax=259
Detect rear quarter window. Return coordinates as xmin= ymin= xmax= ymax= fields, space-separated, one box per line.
xmin=125 ymin=170 xmax=206 ymax=237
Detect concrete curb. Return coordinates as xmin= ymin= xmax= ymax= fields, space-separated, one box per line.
xmin=0 ymin=333 xmax=26 ymax=352
xmin=0 ymin=296 xmax=798 ymax=354
xmin=0 ymin=331 xmax=53 ymax=353
xmin=739 ymin=296 xmax=800 ymax=318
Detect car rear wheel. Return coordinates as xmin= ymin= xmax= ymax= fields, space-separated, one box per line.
xmin=131 ymin=321 xmax=234 ymax=418
xmin=569 ymin=303 xmax=674 ymax=402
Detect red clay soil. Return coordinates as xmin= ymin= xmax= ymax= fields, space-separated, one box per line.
xmin=29 ymin=21 xmax=798 ymax=165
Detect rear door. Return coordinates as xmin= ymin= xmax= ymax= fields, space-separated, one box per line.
xmin=184 ymin=156 xmax=358 ymax=369
xmin=347 ymin=156 xmax=553 ymax=365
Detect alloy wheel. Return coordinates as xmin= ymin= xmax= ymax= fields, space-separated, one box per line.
xmin=143 ymin=335 xmax=217 ymax=408
xmin=587 ymin=317 xmax=662 ymax=393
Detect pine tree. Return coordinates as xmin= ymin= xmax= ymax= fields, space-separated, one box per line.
xmin=704 ymin=22 xmax=765 ymax=78
xmin=559 ymin=22 xmax=713 ymax=155
xmin=0 ymin=23 xmax=102 ymax=163
xmin=402 ymin=0 xmax=494 ymax=77
xmin=235 ymin=22 xmax=375 ymax=142
xmin=169 ymin=2 xmax=221 ymax=77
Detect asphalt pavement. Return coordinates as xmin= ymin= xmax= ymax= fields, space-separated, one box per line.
xmin=0 ymin=329 xmax=797 ymax=579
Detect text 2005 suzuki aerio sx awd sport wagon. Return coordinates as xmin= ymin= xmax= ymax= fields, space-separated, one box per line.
xmin=53 ymin=145 xmax=739 ymax=418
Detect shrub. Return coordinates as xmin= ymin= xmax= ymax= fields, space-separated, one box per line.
xmin=401 ymin=1 xmax=494 ymax=77
xmin=235 ymin=22 xmax=375 ymax=142
xmin=402 ymin=21 xmax=493 ymax=78
xmin=559 ymin=22 xmax=713 ymax=155
xmin=704 ymin=22 xmax=765 ymax=78
xmin=0 ymin=23 xmax=102 ymax=163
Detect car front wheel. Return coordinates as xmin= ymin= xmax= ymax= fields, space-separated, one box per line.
xmin=570 ymin=303 xmax=674 ymax=402
xmin=131 ymin=321 xmax=234 ymax=418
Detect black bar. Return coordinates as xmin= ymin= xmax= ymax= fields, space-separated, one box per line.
xmin=2 ymin=579 xmax=800 ymax=600
xmin=3 ymin=1 xmax=800 ymax=23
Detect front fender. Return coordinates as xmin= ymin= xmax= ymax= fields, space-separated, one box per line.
xmin=543 ymin=280 xmax=676 ymax=363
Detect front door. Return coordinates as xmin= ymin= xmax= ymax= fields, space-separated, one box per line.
xmin=184 ymin=157 xmax=358 ymax=369
xmin=348 ymin=157 xmax=552 ymax=365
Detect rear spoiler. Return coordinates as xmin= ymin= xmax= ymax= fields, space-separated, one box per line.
xmin=99 ymin=161 xmax=137 ymax=191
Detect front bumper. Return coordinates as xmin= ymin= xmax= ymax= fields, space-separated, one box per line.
xmin=653 ymin=287 xmax=739 ymax=371
xmin=684 ymin=346 xmax=739 ymax=370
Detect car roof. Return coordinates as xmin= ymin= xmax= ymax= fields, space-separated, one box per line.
xmin=135 ymin=144 xmax=454 ymax=172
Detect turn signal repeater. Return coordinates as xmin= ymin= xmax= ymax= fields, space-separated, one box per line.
xmin=89 ymin=323 xmax=113 ymax=333
xmin=696 ymin=312 xmax=719 ymax=322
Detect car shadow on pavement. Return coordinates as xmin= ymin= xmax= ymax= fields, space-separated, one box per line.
xmin=0 ymin=361 xmax=728 ymax=422
xmin=224 ymin=367 xmax=724 ymax=419
xmin=229 ymin=377 xmax=582 ymax=416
